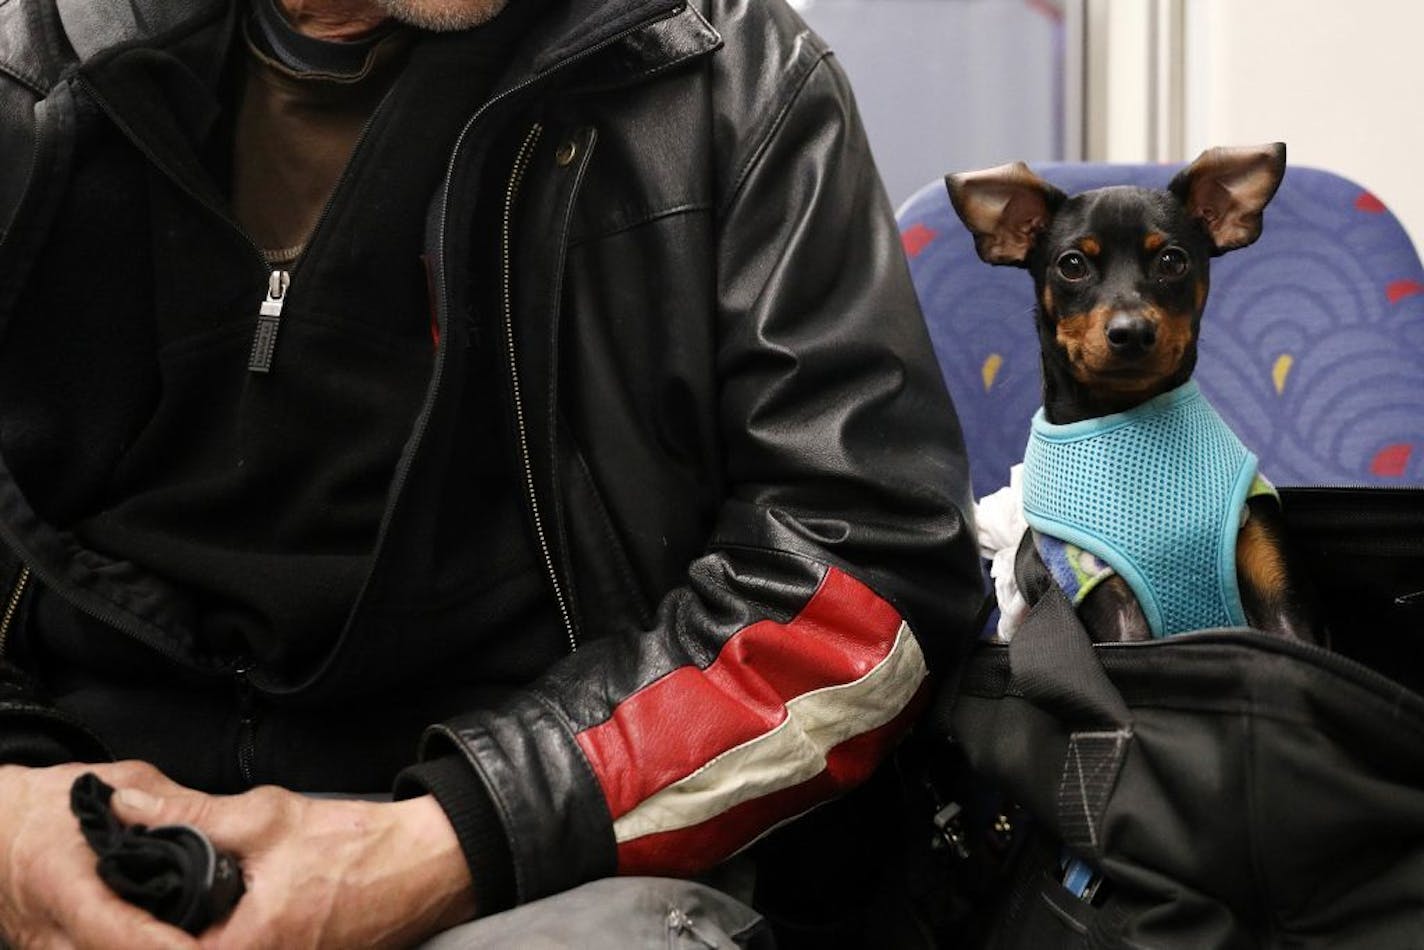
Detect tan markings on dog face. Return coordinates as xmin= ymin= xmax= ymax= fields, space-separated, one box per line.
xmin=1079 ymin=236 xmax=1101 ymax=257
xmin=1156 ymin=307 xmax=1195 ymax=369
xmin=1041 ymin=285 xmax=1055 ymax=314
xmin=1055 ymin=306 xmax=1115 ymax=380
xmin=1194 ymin=279 xmax=1208 ymax=312
xmin=1144 ymin=232 xmax=1166 ymax=252
xmin=1237 ymin=517 xmax=1287 ymax=598
xmin=1056 ymin=305 xmax=1196 ymax=392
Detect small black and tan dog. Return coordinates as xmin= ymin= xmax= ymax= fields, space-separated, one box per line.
xmin=946 ymin=144 xmax=1324 ymax=643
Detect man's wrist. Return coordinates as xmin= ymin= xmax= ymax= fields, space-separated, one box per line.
xmin=390 ymin=794 xmax=478 ymax=928
xmin=395 ymin=755 xmax=517 ymax=917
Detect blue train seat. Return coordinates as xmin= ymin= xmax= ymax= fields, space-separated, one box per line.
xmin=897 ymin=163 xmax=1424 ymax=497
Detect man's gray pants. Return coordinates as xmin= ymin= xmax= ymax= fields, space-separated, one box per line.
xmin=418 ymin=877 xmax=772 ymax=949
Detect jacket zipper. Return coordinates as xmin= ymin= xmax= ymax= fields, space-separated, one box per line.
xmin=502 ymin=123 xmax=577 ymax=654
xmin=247 ymin=270 xmax=290 ymax=373
xmin=233 ymin=662 xmax=258 ymax=785
xmin=76 ymin=72 xmax=400 ymax=378
xmin=27 ymin=75 xmax=390 ymax=675
xmin=305 ymin=5 xmax=694 ymax=681
xmin=410 ymin=18 xmax=688 ymax=657
xmin=0 ymin=565 xmax=31 ymax=658
xmin=417 ymin=15 xmax=687 ymax=657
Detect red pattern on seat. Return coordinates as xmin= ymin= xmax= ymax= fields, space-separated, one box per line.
xmin=1386 ymin=279 xmax=1424 ymax=304
xmin=1355 ymin=192 xmax=1387 ymax=214
xmin=1371 ymin=444 xmax=1413 ymax=478
xmin=900 ymin=223 xmax=937 ymax=259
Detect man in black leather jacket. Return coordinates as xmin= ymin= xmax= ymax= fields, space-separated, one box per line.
xmin=0 ymin=0 xmax=982 ymax=944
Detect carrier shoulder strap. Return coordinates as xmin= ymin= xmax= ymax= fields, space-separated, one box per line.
xmin=1010 ymin=554 xmax=1134 ymax=860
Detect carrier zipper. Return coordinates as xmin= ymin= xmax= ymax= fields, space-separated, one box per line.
xmin=234 ymin=663 xmax=258 ymax=787
xmin=1279 ymin=486 xmax=1424 ymax=556
xmin=247 ymin=270 xmax=290 ymax=374
xmin=501 ymin=123 xmax=577 ymax=655
xmin=665 ymin=908 xmax=719 ymax=949
xmin=1096 ymin=628 xmax=1424 ymax=707
xmin=0 ymin=566 xmax=31 ymax=657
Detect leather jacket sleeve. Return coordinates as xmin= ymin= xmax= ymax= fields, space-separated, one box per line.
xmin=411 ymin=37 xmax=985 ymax=909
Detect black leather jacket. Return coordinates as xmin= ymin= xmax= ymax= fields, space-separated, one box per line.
xmin=0 ymin=0 xmax=982 ymax=907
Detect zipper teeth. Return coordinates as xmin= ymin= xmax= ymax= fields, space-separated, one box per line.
xmin=235 ymin=664 xmax=257 ymax=785
xmin=982 ymin=628 xmax=1424 ymax=716
xmin=431 ymin=8 xmax=680 ymax=254
xmin=503 ymin=123 xmax=577 ymax=654
xmin=1096 ymin=628 xmax=1421 ymax=700
xmin=1286 ymin=485 xmax=1424 ymax=493
xmin=0 ymin=566 xmax=32 ymax=656
xmin=238 ymin=725 xmax=256 ymax=785
xmin=335 ymin=7 xmax=685 ymax=680
xmin=284 ymin=86 xmax=398 ymax=278
xmin=326 ymin=11 xmax=675 ymax=681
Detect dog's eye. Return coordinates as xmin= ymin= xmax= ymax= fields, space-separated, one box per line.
xmin=1156 ymin=247 xmax=1190 ymax=279
xmin=1056 ymin=251 xmax=1090 ymax=281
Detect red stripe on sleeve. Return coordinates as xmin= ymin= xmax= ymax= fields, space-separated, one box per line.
xmin=575 ymin=567 xmax=905 ymax=821
xmin=613 ymin=690 xmax=928 ymax=877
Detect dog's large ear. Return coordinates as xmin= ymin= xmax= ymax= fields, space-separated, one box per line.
xmin=945 ymin=162 xmax=1065 ymax=267
xmin=1169 ymin=143 xmax=1286 ymax=254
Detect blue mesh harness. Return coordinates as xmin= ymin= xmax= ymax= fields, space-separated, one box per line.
xmin=1021 ymin=382 xmax=1257 ymax=637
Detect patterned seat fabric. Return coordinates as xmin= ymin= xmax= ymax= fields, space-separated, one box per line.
xmin=897 ymin=164 xmax=1424 ymax=497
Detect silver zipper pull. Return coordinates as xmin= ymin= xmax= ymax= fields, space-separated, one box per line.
xmin=248 ymin=270 xmax=290 ymax=374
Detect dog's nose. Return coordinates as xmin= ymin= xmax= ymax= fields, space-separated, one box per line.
xmin=1106 ymin=313 xmax=1157 ymax=355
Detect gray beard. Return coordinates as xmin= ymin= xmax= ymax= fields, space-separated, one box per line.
xmin=372 ymin=0 xmax=510 ymax=30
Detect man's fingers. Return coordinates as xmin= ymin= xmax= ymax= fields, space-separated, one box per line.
xmin=74 ymin=909 xmax=200 ymax=950
xmin=110 ymin=783 xmax=297 ymax=854
xmin=49 ymin=865 xmax=201 ymax=950
xmin=100 ymin=760 xmax=197 ymax=796
xmin=110 ymin=784 xmax=215 ymax=830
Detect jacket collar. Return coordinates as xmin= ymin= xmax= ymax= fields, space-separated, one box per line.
xmin=511 ymin=0 xmax=719 ymax=85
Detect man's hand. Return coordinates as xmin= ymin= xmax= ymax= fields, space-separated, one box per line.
xmin=110 ymin=783 xmax=476 ymax=949
xmin=0 ymin=761 xmax=202 ymax=949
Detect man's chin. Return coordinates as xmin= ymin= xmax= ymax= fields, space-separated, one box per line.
xmin=373 ymin=0 xmax=510 ymax=31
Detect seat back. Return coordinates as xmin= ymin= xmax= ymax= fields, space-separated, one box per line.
xmin=897 ymin=163 xmax=1424 ymax=497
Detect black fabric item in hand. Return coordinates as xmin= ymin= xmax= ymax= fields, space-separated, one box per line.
xmin=69 ymin=773 xmax=245 ymax=935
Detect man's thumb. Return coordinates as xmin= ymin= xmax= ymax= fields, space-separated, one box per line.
xmin=112 ymin=787 xmax=196 ymax=826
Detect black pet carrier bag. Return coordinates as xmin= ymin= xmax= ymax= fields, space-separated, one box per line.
xmin=938 ymin=487 xmax=1424 ymax=948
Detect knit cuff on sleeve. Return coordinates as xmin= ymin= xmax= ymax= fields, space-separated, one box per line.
xmin=0 ymin=721 xmax=87 ymax=766
xmin=393 ymin=754 xmax=517 ymax=917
